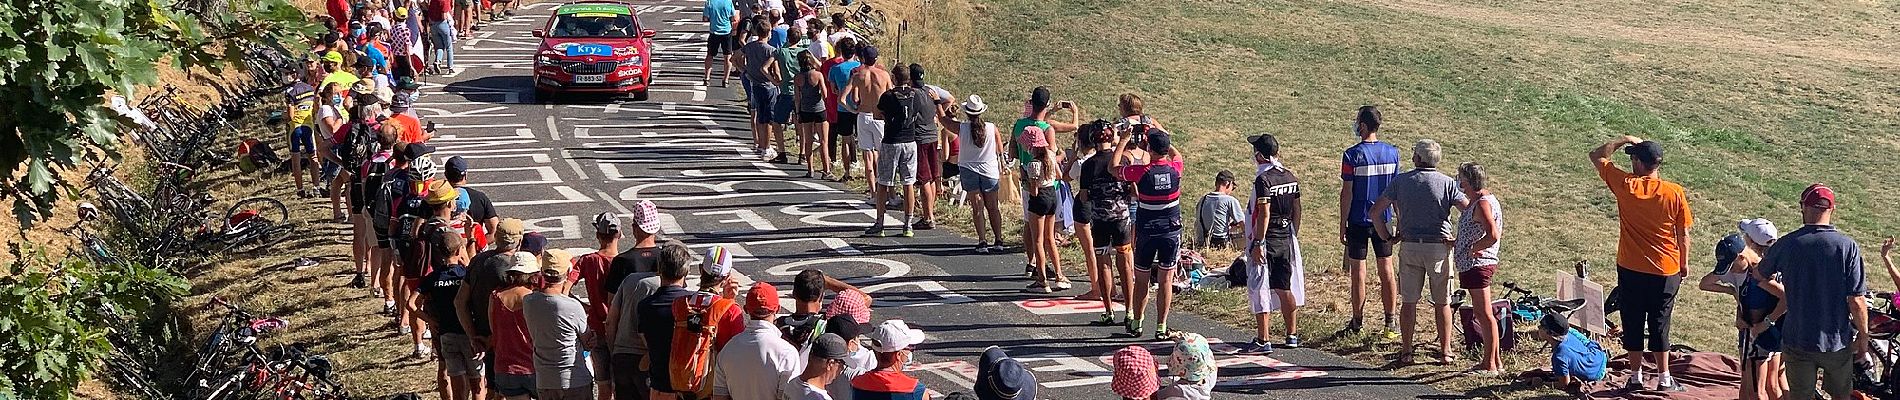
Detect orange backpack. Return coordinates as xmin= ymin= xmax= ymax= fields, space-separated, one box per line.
xmin=668 ymin=292 xmax=735 ymax=396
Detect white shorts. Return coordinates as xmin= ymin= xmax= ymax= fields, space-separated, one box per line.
xmin=856 ymin=114 xmax=885 ymax=151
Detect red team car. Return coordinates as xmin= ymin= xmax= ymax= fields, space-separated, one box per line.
xmin=533 ymin=2 xmax=655 ymax=101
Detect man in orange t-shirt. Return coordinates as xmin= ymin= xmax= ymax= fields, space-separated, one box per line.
xmin=1590 ymin=135 xmax=1694 ymax=392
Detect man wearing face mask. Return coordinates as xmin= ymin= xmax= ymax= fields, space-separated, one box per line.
xmin=386 ymin=76 xmax=430 ymax=144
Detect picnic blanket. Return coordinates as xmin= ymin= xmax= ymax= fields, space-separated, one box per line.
xmin=1519 ymin=351 xmax=1741 ymax=400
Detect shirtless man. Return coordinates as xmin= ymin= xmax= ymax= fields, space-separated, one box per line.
xmin=844 ymin=45 xmax=891 ymax=190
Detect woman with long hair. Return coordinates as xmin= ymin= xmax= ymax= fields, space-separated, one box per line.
xmin=1701 ymin=218 xmax=1785 ymax=399
xmin=1019 ymin=127 xmax=1068 ymax=293
xmin=950 ymin=95 xmax=1005 ymax=252
xmin=794 ymin=49 xmax=831 ymax=179
xmin=1011 ymin=86 xmax=1079 ymax=280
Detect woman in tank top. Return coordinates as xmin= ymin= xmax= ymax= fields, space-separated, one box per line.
xmin=1452 ymin=163 xmax=1503 ymax=375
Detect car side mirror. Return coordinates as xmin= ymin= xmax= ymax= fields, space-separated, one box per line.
xmin=532 ymin=29 xmax=545 ymax=37
xmin=641 ymin=29 xmax=657 ymax=38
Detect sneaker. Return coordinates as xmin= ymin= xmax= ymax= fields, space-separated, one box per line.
xmin=912 ymin=219 xmax=934 ymax=230
xmin=1656 ymin=375 xmax=1684 ymax=392
xmin=1125 ymin=318 xmax=1143 ymax=336
xmin=1382 ymin=330 xmax=1400 ymax=341
xmin=349 ymin=273 xmax=367 ymax=289
xmin=895 ymin=228 xmax=913 ymax=238
xmin=399 ymin=324 xmax=412 ymax=335
xmin=1283 ymin=334 xmax=1303 ymax=349
xmin=1026 ymin=281 xmax=1051 ymax=293
xmin=1622 ymin=375 xmax=1646 ymax=391
xmin=990 ymin=245 xmax=1007 ymax=253
xmin=1024 ymin=264 xmax=1037 ymax=277
xmin=1233 ymin=339 xmax=1274 ymax=355
xmin=863 ymin=225 xmax=884 ymax=237
xmin=1155 ymin=324 xmax=1173 ymax=340
xmin=292 ymin=257 xmax=320 ymax=270
xmin=770 ymin=153 xmax=789 ymax=164
xmin=1091 ymin=313 xmax=1116 ymax=326
xmin=381 ymin=303 xmax=395 ymax=316
xmin=1052 ymin=280 xmax=1073 ymax=291
xmin=976 ymin=243 xmax=993 ymax=253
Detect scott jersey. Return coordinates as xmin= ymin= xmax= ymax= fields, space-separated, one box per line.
xmin=1121 ymin=158 xmax=1186 ymax=237
xmin=1249 ymin=165 xmax=1301 ymax=239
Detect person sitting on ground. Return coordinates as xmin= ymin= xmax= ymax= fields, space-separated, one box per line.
xmin=1157 ymin=332 xmax=1216 ymax=400
xmin=1195 ymin=170 xmax=1246 ymax=249
xmin=1697 ymin=220 xmax=1785 ymax=400
xmin=1110 ymin=345 xmax=1159 ymax=400
xmin=489 ymin=252 xmax=541 ymax=400
xmin=851 ymin=320 xmax=928 ymax=400
xmin=785 ymin=333 xmax=854 ymax=400
xmin=712 ymin=282 xmax=802 ymax=400
xmin=1537 ymin=313 xmax=1607 ymax=395
xmin=523 ymin=250 xmax=595 ymax=399
xmin=973 ymin=346 xmax=1036 ymax=400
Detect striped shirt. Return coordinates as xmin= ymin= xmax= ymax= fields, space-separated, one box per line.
xmin=1340 ymin=141 xmax=1400 ymax=226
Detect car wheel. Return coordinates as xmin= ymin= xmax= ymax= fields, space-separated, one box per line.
xmin=632 ymin=90 xmax=649 ymax=102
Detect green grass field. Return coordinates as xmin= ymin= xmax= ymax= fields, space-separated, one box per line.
xmin=884 ymin=0 xmax=1900 ymax=397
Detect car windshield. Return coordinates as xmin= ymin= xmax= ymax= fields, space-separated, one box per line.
xmin=550 ymin=14 xmax=637 ymax=38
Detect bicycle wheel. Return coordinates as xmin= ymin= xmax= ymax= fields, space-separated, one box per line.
xmin=226 ymin=197 xmax=290 ymax=229
xmin=869 ymin=10 xmax=888 ymax=36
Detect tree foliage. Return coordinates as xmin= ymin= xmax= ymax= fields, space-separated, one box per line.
xmin=0 ymin=0 xmax=318 ymax=227
xmin=0 ymin=247 xmax=188 ymax=399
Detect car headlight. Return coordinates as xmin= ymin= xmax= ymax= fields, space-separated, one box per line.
xmin=626 ymin=55 xmax=644 ymax=66
xmin=537 ymin=55 xmax=557 ymax=66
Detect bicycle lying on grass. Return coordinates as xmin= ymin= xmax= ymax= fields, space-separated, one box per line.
xmin=185 ymin=297 xmax=348 ymax=400
xmin=1450 ymin=281 xmax=1587 ymax=352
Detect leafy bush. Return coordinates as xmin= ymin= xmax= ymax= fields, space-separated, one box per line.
xmin=0 ymin=246 xmax=187 ymax=399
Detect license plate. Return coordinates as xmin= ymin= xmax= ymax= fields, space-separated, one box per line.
xmin=573 ymin=75 xmax=605 ymax=84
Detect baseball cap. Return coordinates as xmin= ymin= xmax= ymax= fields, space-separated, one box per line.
xmin=396 ymin=75 xmax=421 ymax=90
xmin=445 ymin=156 xmax=469 ymax=180
xmin=1738 ymin=218 xmax=1779 ymax=247
xmin=350 ymin=80 xmax=376 ymax=96
xmin=1714 ymin=233 xmax=1745 ymax=274
xmin=1802 ymin=183 xmax=1836 ymax=209
xmin=394 ymin=6 xmax=409 ymax=19
xmin=630 ymin=200 xmax=662 ymax=234
xmin=1110 ymin=346 xmax=1159 ymax=398
xmin=322 ymin=50 xmax=344 ymax=64
xmin=1248 ymin=133 xmax=1279 ymax=158
xmin=495 ymin=218 xmax=526 ymax=249
xmin=1146 ymin=130 xmax=1171 ymax=154
xmin=825 ymin=314 xmax=864 ymax=339
xmin=1625 ymin=141 xmax=1664 ymax=165
xmin=505 ymin=251 xmax=539 ymax=274
xmin=908 ymin=63 xmax=926 ymax=85
xmin=976 ymin=346 xmax=1036 ymax=400
xmin=521 ymin=232 xmax=548 ymax=255
xmin=424 ymin=180 xmax=459 ymax=205
xmin=859 ymin=45 xmax=878 ymax=64
xmin=398 ymin=143 xmax=435 ymax=162
xmin=811 ymin=333 xmax=851 ymax=360
xmin=593 ymin=212 xmax=621 ymax=235
xmin=701 ymin=246 xmax=733 ymax=278
xmin=744 ymin=282 xmax=779 ymax=316
xmin=542 ymin=249 xmax=574 ymax=276
xmin=866 ymin=319 xmax=925 ymax=353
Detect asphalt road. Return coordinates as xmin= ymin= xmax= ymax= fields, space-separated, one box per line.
xmin=419 ymin=1 xmax=1452 ymax=397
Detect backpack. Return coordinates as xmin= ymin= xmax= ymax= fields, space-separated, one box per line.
xmin=390 ymin=178 xmax=435 ymax=242
xmin=669 ymin=292 xmax=737 ymax=396
xmin=369 ymin=167 xmax=413 ymax=232
xmin=400 ymin=217 xmax=451 ymax=278
xmin=337 ymin=119 xmax=380 ymax=169
xmin=887 ymin=87 xmax=934 ymax=140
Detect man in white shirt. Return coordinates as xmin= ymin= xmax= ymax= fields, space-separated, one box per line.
xmin=712 ymin=282 xmax=803 ymax=400
xmin=785 ymin=333 xmax=852 ymax=400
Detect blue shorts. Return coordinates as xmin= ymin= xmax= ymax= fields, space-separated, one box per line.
xmin=770 ymin=92 xmax=796 ymax=124
xmin=958 ymin=167 xmax=999 ymax=193
xmin=746 ymin=83 xmax=779 ymax=124
xmin=1133 ymin=233 xmax=1182 ymax=274
xmin=321 ymin=160 xmax=341 ymax=181
xmin=289 ymin=126 xmax=316 ymax=155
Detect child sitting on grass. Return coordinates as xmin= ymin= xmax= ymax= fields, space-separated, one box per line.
xmin=1537 ymin=313 xmax=1607 ymax=394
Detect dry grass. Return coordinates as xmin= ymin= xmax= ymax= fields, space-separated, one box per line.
xmin=889 ymin=0 xmax=1900 ymax=397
